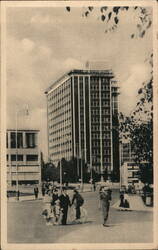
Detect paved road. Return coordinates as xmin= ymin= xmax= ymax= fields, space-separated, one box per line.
xmin=7 ymin=190 xmax=153 ymax=243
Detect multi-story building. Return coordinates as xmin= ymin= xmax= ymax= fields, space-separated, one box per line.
xmin=45 ymin=69 xmax=119 ymax=178
xmin=120 ymin=141 xmax=135 ymax=164
xmin=120 ymin=162 xmax=140 ymax=187
xmin=6 ymin=129 xmax=41 ymax=186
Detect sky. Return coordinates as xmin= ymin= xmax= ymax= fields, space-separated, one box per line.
xmin=6 ymin=6 xmax=152 ymax=160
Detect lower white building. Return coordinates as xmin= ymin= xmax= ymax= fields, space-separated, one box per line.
xmin=6 ymin=129 xmax=41 ymax=186
xmin=120 ymin=162 xmax=140 ymax=188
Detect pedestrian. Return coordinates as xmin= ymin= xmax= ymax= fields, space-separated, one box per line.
xmin=54 ymin=199 xmax=63 ymax=225
xmin=17 ymin=190 xmax=20 ymax=201
xmin=51 ymin=189 xmax=59 ymax=205
xmin=124 ymin=191 xmax=130 ymax=210
xmin=119 ymin=190 xmax=125 ymax=210
xmin=42 ymin=190 xmax=54 ymax=225
xmin=92 ymin=179 xmax=96 ymax=192
xmin=34 ymin=185 xmax=39 ymax=199
xmin=59 ymin=187 xmax=71 ymax=225
xmin=42 ymin=185 xmax=46 ymax=197
xmin=100 ymin=186 xmax=111 ymax=227
xmin=71 ymin=189 xmax=84 ymax=221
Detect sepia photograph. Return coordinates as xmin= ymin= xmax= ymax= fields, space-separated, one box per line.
xmin=1 ymin=1 xmax=158 ymax=249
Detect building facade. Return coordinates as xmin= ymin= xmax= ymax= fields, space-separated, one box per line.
xmin=45 ymin=69 xmax=119 ymax=177
xmin=6 ymin=129 xmax=41 ymax=186
xmin=120 ymin=162 xmax=140 ymax=187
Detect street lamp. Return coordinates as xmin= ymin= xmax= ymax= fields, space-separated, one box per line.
xmin=15 ymin=105 xmax=29 ymax=200
xmin=15 ymin=108 xmax=19 ymax=199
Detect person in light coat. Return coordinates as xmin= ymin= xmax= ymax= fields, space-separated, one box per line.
xmin=100 ymin=186 xmax=111 ymax=227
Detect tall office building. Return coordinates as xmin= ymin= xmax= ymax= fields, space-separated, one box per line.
xmin=45 ymin=69 xmax=119 ymax=178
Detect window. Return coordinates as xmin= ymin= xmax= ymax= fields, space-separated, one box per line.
xmin=11 ymin=154 xmax=23 ymax=161
xmin=26 ymin=133 xmax=36 ymax=148
xmin=26 ymin=155 xmax=38 ymax=161
xmin=10 ymin=132 xmax=16 ymax=148
xmin=10 ymin=132 xmax=23 ymax=148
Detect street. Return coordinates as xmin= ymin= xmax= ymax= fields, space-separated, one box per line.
xmin=7 ymin=190 xmax=153 ymax=243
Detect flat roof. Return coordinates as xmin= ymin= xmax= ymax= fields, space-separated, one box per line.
xmin=7 ymin=129 xmax=40 ymax=132
xmin=45 ymin=69 xmax=114 ymax=94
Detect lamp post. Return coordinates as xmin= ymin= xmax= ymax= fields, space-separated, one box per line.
xmin=80 ymin=148 xmax=85 ymax=192
xmin=15 ymin=104 xmax=29 ymax=200
xmin=15 ymin=108 xmax=19 ymax=200
xmin=60 ymin=123 xmax=62 ymax=191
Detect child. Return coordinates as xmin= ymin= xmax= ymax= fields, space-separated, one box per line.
xmin=54 ymin=199 xmax=63 ymax=225
xmin=42 ymin=190 xmax=54 ymax=226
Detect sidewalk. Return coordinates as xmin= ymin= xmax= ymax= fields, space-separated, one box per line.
xmin=112 ymin=194 xmax=153 ymax=212
xmin=7 ymin=187 xmax=92 ymax=202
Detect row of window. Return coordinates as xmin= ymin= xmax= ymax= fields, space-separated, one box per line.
xmin=7 ymin=154 xmax=38 ymax=161
xmin=48 ymin=100 xmax=71 ymax=112
xmin=48 ymin=90 xmax=71 ymax=102
xmin=49 ymin=124 xmax=71 ymax=133
xmin=91 ymin=100 xmax=111 ymax=106
xmin=49 ymin=143 xmax=72 ymax=150
xmin=49 ymin=120 xmax=71 ymax=129
xmin=7 ymin=132 xmax=37 ymax=149
xmin=48 ymin=81 xmax=71 ymax=100
xmin=48 ymin=97 xmax=71 ymax=109
xmin=91 ymin=125 xmax=111 ymax=132
xmin=48 ymin=106 xmax=71 ymax=120
xmin=49 ymin=114 xmax=71 ymax=124
xmin=90 ymin=84 xmax=110 ymax=90
xmin=91 ymin=93 xmax=110 ymax=99
xmin=51 ymin=149 xmax=72 ymax=155
xmin=49 ymin=112 xmax=71 ymax=121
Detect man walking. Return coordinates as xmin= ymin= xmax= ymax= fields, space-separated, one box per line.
xmin=100 ymin=186 xmax=111 ymax=227
xmin=71 ymin=189 xmax=84 ymax=221
xmin=34 ymin=185 xmax=39 ymax=199
xmin=59 ymin=187 xmax=71 ymax=225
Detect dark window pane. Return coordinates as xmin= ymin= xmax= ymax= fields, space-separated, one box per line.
xmin=11 ymin=132 xmax=16 ymax=148
xmin=6 ymin=133 xmax=8 ymax=148
xmin=11 ymin=155 xmax=16 ymax=161
xmin=17 ymin=133 xmax=23 ymax=148
xmin=17 ymin=155 xmax=23 ymax=161
xmin=26 ymin=155 xmax=38 ymax=161
xmin=26 ymin=133 xmax=36 ymax=148
xmin=11 ymin=154 xmax=23 ymax=161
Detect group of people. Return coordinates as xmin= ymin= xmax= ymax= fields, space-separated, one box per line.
xmin=42 ymin=186 xmax=84 ymax=226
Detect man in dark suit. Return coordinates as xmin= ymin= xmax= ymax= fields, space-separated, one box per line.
xmin=59 ymin=187 xmax=71 ymax=225
xmin=34 ymin=185 xmax=39 ymax=199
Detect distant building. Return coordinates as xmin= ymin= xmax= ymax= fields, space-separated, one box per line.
xmin=6 ymin=129 xmax=41 ymax=186
xmin=120 ymin=141 xmax=135 ymax=164
xmin=120 ymin=141 xmax=140 ymax=187
xmin=45 ymin=69 xmax=120 ymax=178
xmin=120 ymin=162 xmax=140 ymax=187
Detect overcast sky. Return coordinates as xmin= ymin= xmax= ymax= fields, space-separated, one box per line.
xmin=6 ymin=6 xmax=152 ymax=159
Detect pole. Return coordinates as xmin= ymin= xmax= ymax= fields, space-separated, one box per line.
xmin=99 ymin=78 xmax=104 ymax=182
xmin=119 ymin=142 xmax=122 ymax=189
xmin=60 ymin=123 xmax=62 ymax=191
xmin=76 ymin=143 xmax=79 ymax=177
xmin=15 ymin=108 xmax=19 ymax=199
xmin=81 ymin=149 xmax=83 ymax=192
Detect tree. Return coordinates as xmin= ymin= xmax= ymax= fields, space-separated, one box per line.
xmin=119 ymin=74 xmax=153 ymax=184
xmin=41 ymin=162 xmax=59 ymax=182
xmin=65 ymin=5 xmax=153 ymax=184
xmin=66 ymin=6 xmax=152 ymax=38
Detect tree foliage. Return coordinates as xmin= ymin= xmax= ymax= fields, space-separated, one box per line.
xmin=66 ymin=6 xmax=152 ymax=38
xmin=119 ymin=74 xmax=153 ymax=183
